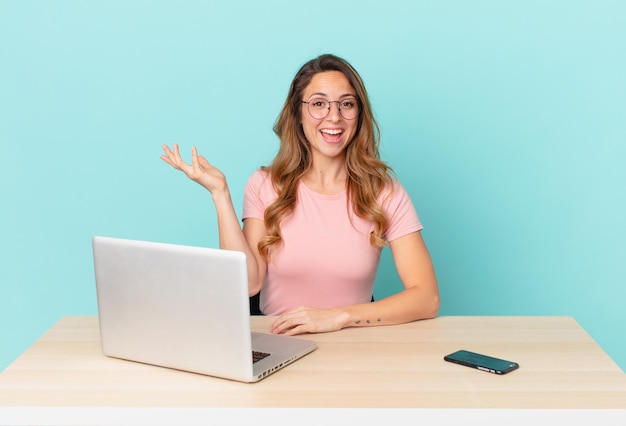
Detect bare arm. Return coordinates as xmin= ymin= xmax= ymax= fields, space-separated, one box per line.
xmin=160 ymin=144 xmax=266 ymax=294
xmin=269 ymin=231 xmax=439 ymax=335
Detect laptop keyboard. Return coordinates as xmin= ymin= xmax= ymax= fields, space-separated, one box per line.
xmin=252 ymin=351 xmax=271 ymax=363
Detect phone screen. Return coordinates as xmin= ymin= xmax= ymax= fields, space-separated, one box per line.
xmin=444 ymin=350 xmax=519 ymax=374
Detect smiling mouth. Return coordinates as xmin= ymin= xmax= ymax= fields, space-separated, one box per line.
xmin=321 ymin=128 xmax=342 ymax=134
xmin=319 ymin=128 xmax=344 ymax=144
xmin=320 ymin=128 xmax=343 ymax=136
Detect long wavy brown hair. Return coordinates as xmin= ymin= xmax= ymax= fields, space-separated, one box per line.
xmin=258 ymin=54 xmax=394 ymax=261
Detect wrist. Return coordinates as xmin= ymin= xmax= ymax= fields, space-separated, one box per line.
xmin=210 ymin=185 xmax=231 ymax=203
xmin=335 ymin=308 xmax=352 ymax=330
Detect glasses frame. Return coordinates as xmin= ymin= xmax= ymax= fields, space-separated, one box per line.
xmin=301 ymin=97 xmax=359 ymax=120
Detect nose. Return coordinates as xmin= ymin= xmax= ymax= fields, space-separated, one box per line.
xmin=326 ymin=101 xmax=342 ymax=122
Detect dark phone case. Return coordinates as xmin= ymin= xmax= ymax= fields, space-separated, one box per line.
xmin=444 ymin=350 xmax=519 ymax=375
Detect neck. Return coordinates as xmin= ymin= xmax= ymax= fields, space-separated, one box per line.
xmin=303 ymin=161 xmax=347 ymax=195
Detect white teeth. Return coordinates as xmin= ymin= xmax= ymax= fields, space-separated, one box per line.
xmin=321 ymin=129 xmax=343 ymax=135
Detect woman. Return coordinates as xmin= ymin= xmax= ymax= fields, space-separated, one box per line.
xmin=161 ymin=54 xmax=439 ymax=336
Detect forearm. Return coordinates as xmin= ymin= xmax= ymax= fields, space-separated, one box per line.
xmin=269 ymin=285 xmax=439 ymax=336
xmin=210 ymin=187 xmax=263 ymax=292
xmin=340 ymin=285 xmax=440 ymax=329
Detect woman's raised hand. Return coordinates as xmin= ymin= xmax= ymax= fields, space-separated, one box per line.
xmin=161 ymin=144 xmax=227 ymax=194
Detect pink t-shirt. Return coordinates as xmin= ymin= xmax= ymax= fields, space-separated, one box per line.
xmin=242 ymin=169 xmax=423 ymax=315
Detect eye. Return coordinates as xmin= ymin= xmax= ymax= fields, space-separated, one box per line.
xmin=310 ymin=98 xmax=328 ymax=108
xmin=340 ymin=99 xmax=356 ymax=109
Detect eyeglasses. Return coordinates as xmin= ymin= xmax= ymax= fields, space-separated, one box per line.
xmin=301 ymin=97 xmax=359 ymax=120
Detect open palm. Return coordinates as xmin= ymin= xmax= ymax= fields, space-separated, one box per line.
xmin=161 ymin=144 xmax=226 ymax=194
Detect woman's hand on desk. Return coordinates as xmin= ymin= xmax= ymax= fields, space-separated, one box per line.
xmin=269 ymin=306 xmax=349 ymax=336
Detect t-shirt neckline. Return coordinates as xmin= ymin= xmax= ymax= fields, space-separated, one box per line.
xmin=299 ymin=181 xmax=347 ymax=200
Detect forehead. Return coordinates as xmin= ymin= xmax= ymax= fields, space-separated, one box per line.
xmin=303 ymin=71 xmax=355 ymax=98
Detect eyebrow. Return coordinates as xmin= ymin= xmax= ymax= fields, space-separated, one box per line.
xmin=307 ymin=92 xmax=357 ymax=98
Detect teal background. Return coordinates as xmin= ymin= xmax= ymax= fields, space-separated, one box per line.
xmin=1 ymin=1 xmax=624 ymax=372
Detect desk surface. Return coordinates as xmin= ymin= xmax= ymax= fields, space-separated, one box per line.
xmin=0 ymin=315 xmax=625 ymax=410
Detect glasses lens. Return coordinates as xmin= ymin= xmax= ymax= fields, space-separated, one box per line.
xmin=308 ymin=98 xmax=329 ymax=119
xmin=339 ymin=98 xmax=358 ymax=120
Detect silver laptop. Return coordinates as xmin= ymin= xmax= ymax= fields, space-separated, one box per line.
xmin=92 ymin=236 xmax=317 ymax=383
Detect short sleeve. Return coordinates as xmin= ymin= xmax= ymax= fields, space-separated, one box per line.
xmin=382 ymin=181 xmax=423 ymax=242
xmin=242 ymin=169 xmax=275 ymax=221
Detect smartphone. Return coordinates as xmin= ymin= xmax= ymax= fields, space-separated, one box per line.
xmin=444 ymin=350 xmax=519 ymax=375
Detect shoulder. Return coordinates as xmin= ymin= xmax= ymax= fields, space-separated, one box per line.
xmin=247 ymin=168 xmax=270 ymax=184
xmin=379 ymin=179 xmax=412 ymax=206
xmin=379 ymin=179 xmax=423 ymax=239
xmin=245 ymin=168 xmax=272 ymax=191
xmin=244 ymin=168 xmax=277 ymax=201
xmin=378 ymin=179 xmax=419 ymax=221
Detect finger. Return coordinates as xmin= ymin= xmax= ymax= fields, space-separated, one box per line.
xmin=165 ymin=143 xmax=180 ymax=161
xmin=160 ymin=154 xmax=174 ymax=166
xmin=198 ymin=156 xmax=211 ymax=169
xmin=161 ymin=144 xmax=174 ymax=159
xmin=278 ymin=318 xmax=310 ymax=336
xmin=273 ymin=314 xmax=309 ymax=335
xmin=269 ymin=316 xmax=293 ymax=334
xmin=191 ymin=146 xmax=199 ymax=165
xmin=161 ymin=145 xmax=178 ymax=167
xmin=269 ymin=317 xmax=283 ymax=334
xmin=191 ymin=146 xmax=203 ymax=174
xmin=164 ymin=144 xmax=196 ymax=176
xmin=282 ymin=325 xmax=307 ymax=336
xmin=171 ymin=143 xmax=187 ymax=165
